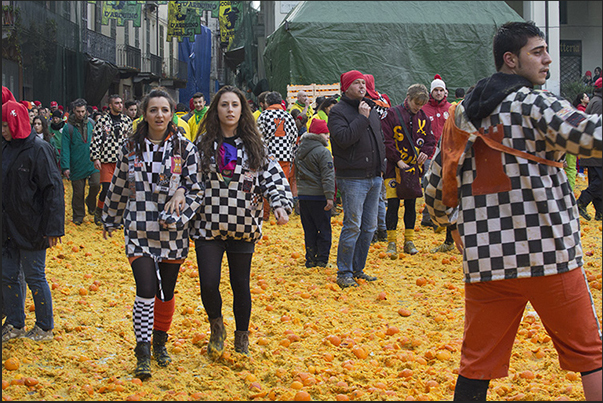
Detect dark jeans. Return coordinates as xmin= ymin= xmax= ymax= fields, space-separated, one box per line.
xmin=2 ymin=244 xmax=53 ymax=330
xmin=578 ymin=166 xmax=602 ymax=214
xmin=71 ymin=172 xmax=100 ymax=222
xmin=195 ymin=239 xmax=254 ymax=331
xmin=299 ymin=199 xmax=332 ymax=266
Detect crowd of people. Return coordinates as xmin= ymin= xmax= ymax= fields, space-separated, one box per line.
xmin=2 ymin=20 xmax=602 ymax=401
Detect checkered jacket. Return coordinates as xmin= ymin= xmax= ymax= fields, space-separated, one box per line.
xmin=190 ymin=137 xmax=294 ymax=243
xmin=257 ymin=106 xmax=297 ymax=162
xmin=90 ymin=113 xmax=133 ymax=163
xmin=425 ymin=87 xmax=602 ymax=284
xmin=102 ymin=131 xmax=203 ymax=261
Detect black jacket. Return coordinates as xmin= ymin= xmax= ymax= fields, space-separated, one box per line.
xmin=327 ymin=95 xmax=386 ymax=178
xmin=2 ymin=131 xmax=65 ymax=250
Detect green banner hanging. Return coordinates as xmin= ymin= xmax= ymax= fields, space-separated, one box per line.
xmin=219 ymin=1 xmax=242 ymax=50
xmin=102 ymin=1 xmax=142 ymax=27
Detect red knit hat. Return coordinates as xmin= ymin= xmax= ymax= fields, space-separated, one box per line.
xmin=309 ymin=118 xmax=329 ymax=135
xmin=595 ymin=77 xmax=602 ymax=89
xmin=2 ymin=100 xmax=32 ymax=139
xmin=50 ymin=101 xmax=58 ymax=108
xmin=364 ymin=74 xmax=379 ymax=100
xmin=33 ymin=100 xmax=42 ymax=107
xmin=340 ymin=70 xmax=365 ymax=93
xmin=2 ymin=86 xmax=16 ymax=105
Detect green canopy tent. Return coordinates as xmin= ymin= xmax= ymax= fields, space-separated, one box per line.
xmin=263 ymin=1 xmax=523 ymax=105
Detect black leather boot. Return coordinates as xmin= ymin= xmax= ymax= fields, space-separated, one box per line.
xmin=152 ymin=330 xmax=171 ymax=367
xmin=207 ymin=316 xmax=226 ymax=360
xmin=134 ymin=341 xmax=152 ymax=380
xmin=234 ymin=330 xmax=249 ymax=355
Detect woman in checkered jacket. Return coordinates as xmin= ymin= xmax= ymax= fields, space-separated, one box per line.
xmin=101 ymin=88 xmax=203 ymax=380
xmin=191 ymin=85 xmax=294 ymax=359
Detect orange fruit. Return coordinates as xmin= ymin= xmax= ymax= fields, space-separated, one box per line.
xmin=398 ymin=308 xmax=412 ymax=317
xmin=293 ymin=390 xmax=311 ymax=401
xmin=519 ymin=370 xmax=535 ymax=379
xmin=89 ymin=283 xmax=99 ymax=292
xmin=377 ymin=291 xmax=387 ymax=300
xmin=327 ymin=335 xmax=341 ymax=347
xmin=352 ymin=345 xmax=368 ymax=359
xmin=4 ymin=357 xmax=19 ymax=371
xmin=2 ymin=380 xmax=9 ymax=390
xmin=24 ymin=377 xmax=39 ymax=387
xmin=416 ymin=277 xmax=427 ymax=286
xmin=291 ymin=251 xmax=301 ymax=259
xmin=290 ymin=380 xmax=303 ymax=390
xmin=78 ymin=287 xmax=88 ymax=296
xmin=335 ymin=394 xmax=349 ymax=401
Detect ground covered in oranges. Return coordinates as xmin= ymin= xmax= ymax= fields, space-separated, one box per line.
xmin=2 ymin=176 xmax=601 ymax=401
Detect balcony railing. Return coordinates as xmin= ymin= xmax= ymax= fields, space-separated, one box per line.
xmin=165 ymin=58 xmax=188 ymax=81
xmin=116 ymin=44 xmax=141 ymax=71
xmin=142 ymin=53 xmax=162 ymax=76
xmin=83 ymin=29 xmax=115 ymax=64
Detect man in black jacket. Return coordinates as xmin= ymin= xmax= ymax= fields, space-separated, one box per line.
xmin=2 ymin=100 xmax=65 ymax=343
xmin=328 ymin=70 xmax=386 ymax=288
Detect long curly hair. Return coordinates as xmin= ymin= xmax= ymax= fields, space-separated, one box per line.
xmin=33 ymin=116 xmax=52 ymax=143
xmin=131 ymin=87 xmax=180 ymax=158
xmin=197 ymin=85 xmax=266 ymax=171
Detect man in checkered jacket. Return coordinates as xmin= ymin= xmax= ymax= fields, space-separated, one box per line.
xmin=90 ymin=94 xmax=133 ymax=226
xmin=257 ymin=91 xmax=298 ymax=220
xmin=425 ymin=21 xmax=602 ymax=401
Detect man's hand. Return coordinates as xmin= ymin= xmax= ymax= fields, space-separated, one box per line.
xmin=93 ymin=159 xmax=101 ymax=171
xmin=324 ymin=199 xmax=334 ymax=211
xmin=417 ymin=151 xmax=428 ymax=166
xmin=63 ymin=169 xmax=71 ymax=180
xmin=397 ymin=159 xmax=410 ymax=170
xmin=451 ymin=228 xmax=464 ymax=253
xmin=359 ymin=101 xmax=370 ymax=118
xmin=165 ymin=188 xmax=186 ymax=216
xmin=48 ymin=236 xmax=62 ymax=248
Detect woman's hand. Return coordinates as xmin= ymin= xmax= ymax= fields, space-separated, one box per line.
xmin=273 ymin=207 xmax=289 ymax=225
xmin=103 ymin=228 xmax=112 ymax=240
xmin=165 ymin=187 xmax=186 ymax=216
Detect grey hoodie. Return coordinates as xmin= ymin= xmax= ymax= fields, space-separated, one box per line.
xmin=294 ymin=133 xmax=336 ymax=200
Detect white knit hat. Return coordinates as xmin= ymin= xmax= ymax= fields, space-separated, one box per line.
xmin=430 ymin=74 xmax=446 ymax=92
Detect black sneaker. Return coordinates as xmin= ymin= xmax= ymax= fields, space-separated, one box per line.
xmin=353 ymin=272 xmax=377 ymax=281
xmin=336 ymin=277 xmax=359 ymax=288
xmin=577 ymin=202 xmax=591 ymax=221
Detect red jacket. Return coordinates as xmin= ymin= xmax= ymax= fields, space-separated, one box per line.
xmin=421 ymin=96 xmax=452 ymax=156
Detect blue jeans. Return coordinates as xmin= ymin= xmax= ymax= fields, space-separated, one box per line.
xmin=336 ymin=176 xmax=383 ymax=278
xmin=2 ymin=244 xmax=54 ymax=330
xmin=377 ymin=180 xmax=387 ymax=231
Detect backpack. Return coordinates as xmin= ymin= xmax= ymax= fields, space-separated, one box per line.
xmin=65 ymin=118 xmax=95 ymax=143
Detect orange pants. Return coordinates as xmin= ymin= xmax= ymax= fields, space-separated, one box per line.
xmin=459 ymin=268 xmax=602 ymax=380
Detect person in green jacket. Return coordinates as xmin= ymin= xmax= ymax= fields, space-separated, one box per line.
xmin=60 ymin=98 xmax=100 ymax=225
xmin=48 ymin=109 xmax=65 ymax=169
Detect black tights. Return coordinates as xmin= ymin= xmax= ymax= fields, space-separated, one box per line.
xmin=385 ymin=198 xmax=416 ymax=231
xmin=453 ymin=375 xmax=490 ymax=401
xmin=98 ymin=182 xmax=110 ymax=207
xmin=131 ymin=256 xmax=181 ymax=300
xmin=195 ymin=241 xmax=253 ymax=331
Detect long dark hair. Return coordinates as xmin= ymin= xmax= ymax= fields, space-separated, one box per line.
xmin=197 ymin=85 xmax=266 ymax=171
xmin=33 ymin=116 xmax=52 ymax=143
xmin=572 ymin=92 xmax=587 ymax=108
xmin=131 ymin=88 xmax=179 ymax=158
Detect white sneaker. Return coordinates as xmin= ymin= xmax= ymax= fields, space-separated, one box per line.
xmin=24 ymin=325 xmax=53 ymax=342
xmin=2 ymin=323 xmax=26 ymax=342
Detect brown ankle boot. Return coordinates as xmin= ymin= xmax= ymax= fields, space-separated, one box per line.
xmin=207 ymin=316 xmax=226 ymax=360
xmin=234 ymin=330 xmax=249 ymax=355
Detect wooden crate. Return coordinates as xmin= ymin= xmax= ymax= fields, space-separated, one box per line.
xmin=287 ymin=83 xmax=340 ymax=108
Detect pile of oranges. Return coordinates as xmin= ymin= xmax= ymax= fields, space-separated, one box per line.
xmin=2 ymin=176 xmax=601 ymax=401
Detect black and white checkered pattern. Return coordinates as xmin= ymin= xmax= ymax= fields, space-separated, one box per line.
xmin=133 ymin=296 xmax=154 ymax=343
xmin=425 ymin=87 xmax=602 ymax=284
xmin=102 ymin=131 xmax=203 ymax=261
xmin=90 ymin=113 xmax=133 ymax=163
xmin=142 ymin=140 xmax=166 ymax=191
xmin=190 ymin=137 xmax=294 ymax=242
xmin=257 ymin=108 xmax=297 ymax=162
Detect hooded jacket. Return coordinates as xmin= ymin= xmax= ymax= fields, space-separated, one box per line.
xmin=424 ymin=71 xmax=602 ymax=284
xmin=294 ymin=133 xmax=335 ymax=200
xmin=421 ymin=95 xmax=452 ymax=147
xmin=327 ymin=95 xmax=386 ymax=178
xmin=2 ymin=131 xmax=65 ymax=250
xmin=60 ymin=113 xmax=98 ymax=181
